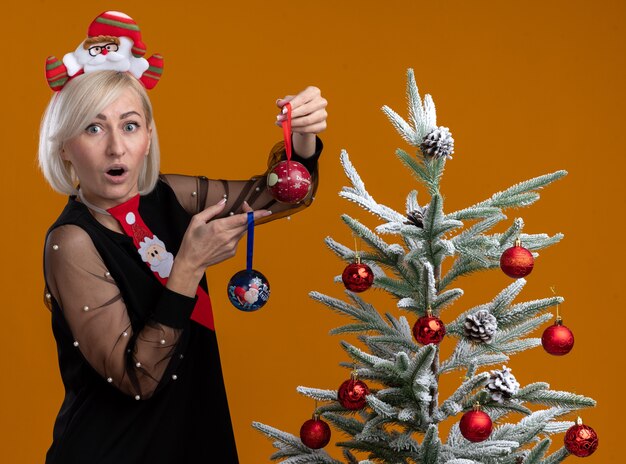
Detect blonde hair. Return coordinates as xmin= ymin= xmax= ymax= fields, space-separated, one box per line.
xmin=38 ymin=70 xmax=161 ymax=196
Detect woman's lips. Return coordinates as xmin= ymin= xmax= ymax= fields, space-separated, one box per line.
xmin=104 ymin=169 xmax=129 ymax=184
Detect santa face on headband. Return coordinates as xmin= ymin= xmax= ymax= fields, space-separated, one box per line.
xmin=63 ymin=35 xmax=149 ymax=79
xmin=45 ymin=11 xmax=163 ymax=91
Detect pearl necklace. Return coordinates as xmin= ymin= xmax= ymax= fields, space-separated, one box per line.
xmin=77 ymin=189 xmax=112 ymax=216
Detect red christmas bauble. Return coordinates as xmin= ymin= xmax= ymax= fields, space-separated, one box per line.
xmin=541 ymin=321 xmax=574 ymax=355
xmin=267 ymin=160 xmax=312 ymax=204
xmin=564 ymin=420 xmax=598 ymax=457
xmin=338 ymin=377 xmax=370 ymax=410
xmin=300 ymin=417 xmax=331 ymax=449
xmin=500 ymin=242 xmax=534 ymax=278
xmin=413 ymin=315 xmax=446 ymax=345
xmin=459 ymin=409 xmax=493 ymax=442
xmin=342 ymin=262 xmax=374 ymax=292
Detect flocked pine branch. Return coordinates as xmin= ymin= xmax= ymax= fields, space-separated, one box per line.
xmin=395 ymin=148 xmax=447 ymax=197
xmin=339 ymin=149 xmax=408 ymax=224
xmin=251 ymin=422 xmax=343 ymax=463
xmin=542 ymin=446 xmax=570 ymax=463
xmin=514 ymin=383 xmax=596 ymax=409
xmin=381 ymin=68 xmax=436 ymax=147
xmin=448 ymin=171 xmax=568 ymax=221
xmin=253 ymin=69 xmax=596 ymax=463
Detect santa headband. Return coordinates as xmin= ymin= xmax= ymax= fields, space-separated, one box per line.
xmin=45 ymin=10 xmax=163 ymax=91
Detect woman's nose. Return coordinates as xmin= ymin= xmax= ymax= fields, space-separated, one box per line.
xmin=107 ymin=132 xmax=125 ymax=156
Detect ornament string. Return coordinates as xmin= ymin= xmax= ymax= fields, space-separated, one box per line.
xmin=353 ymin=234 xmax=361 ymax=264
xmin=246 ymin=211 xmax=254 ymax=272
xmin=550 ymin=286 xmax=561 ymax=321
xmin=282 ymin=102 xmax=293 ymax=161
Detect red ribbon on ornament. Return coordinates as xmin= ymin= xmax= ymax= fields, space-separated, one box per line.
xmin=282 ymin=102 xmax=292 ymax=160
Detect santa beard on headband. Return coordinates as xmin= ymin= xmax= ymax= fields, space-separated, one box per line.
xmin=63 ymin=36 xmax=149 ymax=79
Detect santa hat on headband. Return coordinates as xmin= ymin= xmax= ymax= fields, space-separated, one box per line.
xmin=45 ymin=10 xmax=163 ymax=91
xmin=87 ymin=11 xmax=147 ymax=58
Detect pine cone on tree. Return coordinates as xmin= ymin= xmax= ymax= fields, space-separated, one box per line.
xmin=464 ymin=309 xmax=498 ymax=343
xmin=405 ymin=205 xmax=429 ymax=228
xmin=420 ymin=126 xmax=454 ymax=159
xmin=486 ymin=365 xmax=520 ymax=403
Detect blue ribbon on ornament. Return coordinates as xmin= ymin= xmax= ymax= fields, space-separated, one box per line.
xmin=246 ymin=211 xmax=254 ymax=271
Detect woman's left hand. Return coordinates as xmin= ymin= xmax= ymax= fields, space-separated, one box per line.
xmin=276 ymin=86 xmax=327 ymax=134
xmin=276 ymin=86 xmax=327 ymax=157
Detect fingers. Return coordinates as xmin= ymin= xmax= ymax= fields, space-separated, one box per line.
xmin=236 ymin=201 xmax=268 ymax=226
xmin=182 ymin=201 xmax=273 ymax=270
xmin=233 ymin=208 xmax=272 ymax=227
xmin=292 ymin=121 xmax=328 ymax=134
xmin=276 ymin=106 xmax=327 ymax=133
xmin=195 ymin=199 xmax=271 ymax=226
xmin=276 ymin=86 xmax=327 ymax=133
xmin=276 ymin=95 xmax=294 ymax=109
xmin=194 ymin=198 xmax=227 ymax=223
xmin=277 ymin=89 xmax=327 ymax=118
xmin=289 ymin=109 xmax=328 ymax=130
xmin=241 ymin=200 xmax=253 ymax=213
xmin=283 ymin=86 xmax=324 ymax=116
xmin=232 ymin=201 xmax=270 ymax=225
xmin=217 ymin=206 xmax=272 ymax=231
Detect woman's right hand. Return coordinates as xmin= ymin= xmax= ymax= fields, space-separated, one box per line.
xmin=166 ymin=199 xmax=271 ymax=296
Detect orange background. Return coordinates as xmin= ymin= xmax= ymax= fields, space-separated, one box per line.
xmin=2 ymin=1 xmax=624 ymax=462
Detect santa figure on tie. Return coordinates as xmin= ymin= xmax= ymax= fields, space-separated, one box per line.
xmin=45 ymin=10 xmax=163 ymax=91
xmin=138 ymin=235 xmax=175 ymax=279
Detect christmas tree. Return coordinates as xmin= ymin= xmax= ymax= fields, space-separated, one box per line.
xmin=252 ymin=69 xmax=597 ymax=463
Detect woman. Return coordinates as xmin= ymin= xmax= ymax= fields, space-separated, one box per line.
xmin=38 ymin=70 xmax=326 ymax=463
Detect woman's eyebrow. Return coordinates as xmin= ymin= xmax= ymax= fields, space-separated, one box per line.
xmin=95 ymin=111 xmax=141 ymax=121
xmin=120 ymin=111 xmax=141 ymax=119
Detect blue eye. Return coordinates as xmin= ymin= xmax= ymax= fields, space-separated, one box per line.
xmin=124 ymin=122 xmax=139 ymax=132
xmin=85 ymin=124 xmax=101 ymax=134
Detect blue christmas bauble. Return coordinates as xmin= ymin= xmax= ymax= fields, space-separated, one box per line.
xmin=227 ymin=269 xmax=270 ymax=312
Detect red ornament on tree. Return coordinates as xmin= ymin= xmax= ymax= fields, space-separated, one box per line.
xmin=342 ymin=261 xmax=374 ymax=292
xmin=338 ymin=372 xmax=370 ymax=410
xmin=413 ymin=307 xmax=446 ymax=345
xmin=500 ymin=238 xmax=534 ymax=278
xmin=299 ymin=415 xmax=331 ymax=449
xmin=267 ymin=160 xmax=313 ymax=204
xmin=542 ymin=315 xmax=574 ymax=355
xmin=564 ymin=417 xmax=598 ymax=457
xmin=459 ymin=404 xmax=493 ymax=442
